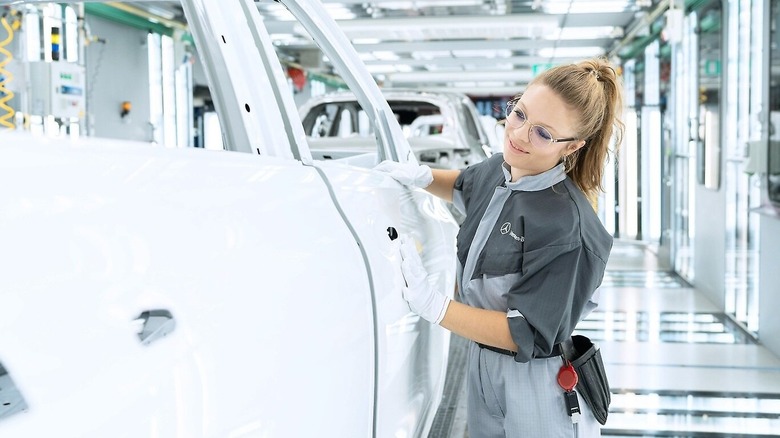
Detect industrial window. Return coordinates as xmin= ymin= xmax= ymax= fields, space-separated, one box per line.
xmin=148 ymin=33 xmax=192 ymax=148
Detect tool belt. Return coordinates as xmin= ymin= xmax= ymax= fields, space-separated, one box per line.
xmin=477 ymin=336 xmax=611 ymax=425
xmin=476 ymin=342 xmax=563 ymax=359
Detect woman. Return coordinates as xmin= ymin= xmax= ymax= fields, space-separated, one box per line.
xmin=375 ymin=58 xmax=624 ymax=437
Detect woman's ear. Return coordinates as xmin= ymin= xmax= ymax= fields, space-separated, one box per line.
xmin=567 ymin=140 xmax=586 ymax=154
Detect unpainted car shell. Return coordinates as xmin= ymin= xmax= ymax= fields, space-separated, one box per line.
xmin=299 ymin=89 xmax=493 ymax=169
xmin=0 ymin=0 xmax=458 ymax=437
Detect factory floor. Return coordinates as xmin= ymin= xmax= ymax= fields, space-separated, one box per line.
xmin=429 ymin=240 xmax=780 ymax=437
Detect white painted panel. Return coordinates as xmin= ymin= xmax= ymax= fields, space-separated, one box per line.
xmin=0 ymin=132 xmax=373 ymax=437
xmin=313 ymin=160 xmax=458 ymax=438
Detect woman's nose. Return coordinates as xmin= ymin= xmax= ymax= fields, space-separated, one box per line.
xmin=509 ymin=120 xmax=531 ymax=143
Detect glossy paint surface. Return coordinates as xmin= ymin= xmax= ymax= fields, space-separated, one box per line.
xmin=0 ymin=0 xmax=459 ymax=436
xmin=0 ymin=133 xmax=376 ymax=436
xmin=314 ymin=160 xmax=458 ymax=436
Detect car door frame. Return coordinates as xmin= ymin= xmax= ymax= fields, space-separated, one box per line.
xmin=181 ymin=1 xmax=455 ymax=436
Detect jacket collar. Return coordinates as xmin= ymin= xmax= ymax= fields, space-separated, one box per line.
xmin=501 ymin=161 xmax=566 ymax=192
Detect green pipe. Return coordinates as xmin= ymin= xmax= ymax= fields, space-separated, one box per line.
xmin=84 ymin=4 xmax=174 ymax=36
xmin=617 ymin=0 xmax=722 ymax=61
xmin=83 ymin=3 xmax=195 ymax=44
xmin=699 ymin=13 xmax=722 ymax=33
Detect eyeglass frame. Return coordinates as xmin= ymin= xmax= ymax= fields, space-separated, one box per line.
xmin=504 ymin=100 xmax=579 ymax=147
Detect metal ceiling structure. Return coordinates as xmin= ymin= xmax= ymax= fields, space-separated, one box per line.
xmin=123 ymin=0 xmax=669 ymax=96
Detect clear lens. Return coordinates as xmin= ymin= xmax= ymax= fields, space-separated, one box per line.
xmin=531 ymin=126 xmax=553 ymax=143
xmin=505 ymin=102 xmax=554 ymax=147
xmin=505 ymin=103 xmax=526 ymax=126
xmin=514 ymin=108 xmax=527 ymax=123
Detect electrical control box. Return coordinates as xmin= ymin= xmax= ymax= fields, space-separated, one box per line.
xmin=28 ymin=61 xmax=86 ymax=119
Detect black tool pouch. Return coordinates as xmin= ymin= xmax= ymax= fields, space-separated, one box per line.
xmin=568 ymin=334 xmax=611 ymax=425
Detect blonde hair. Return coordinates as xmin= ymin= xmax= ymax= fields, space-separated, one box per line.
xmin=527 ymin=58 xmax=624 ymax=199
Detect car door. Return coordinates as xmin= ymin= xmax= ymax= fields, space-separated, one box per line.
xmin=170 ymin=0 xmax=459 ymax=435
xmin=276 ymin=2 xmax=459 ymax=436
xmin=296 ymin=95 xmax=459 ymax=436
xmin=1 ymin=0 xmax=378 ymax=436
xmin=0 ymin=131 xmax=377 ymax=437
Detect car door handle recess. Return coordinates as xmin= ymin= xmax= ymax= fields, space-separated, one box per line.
xmin=0 ymin=360 xmax=28 ymax=422
xmin=134 ymin=309 xmax=176 ymax=346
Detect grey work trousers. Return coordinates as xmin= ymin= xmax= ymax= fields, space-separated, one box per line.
xmin=466 ymin=342 xmax=602 ymax=437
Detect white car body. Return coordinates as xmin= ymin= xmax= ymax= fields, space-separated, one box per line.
xmin=480 ymin=114 xmax=505 ymax=155
xmin=299 ymin=90 xmax=493 ymax=170
xmin=0 ymin=1 xmax=458 ymax=437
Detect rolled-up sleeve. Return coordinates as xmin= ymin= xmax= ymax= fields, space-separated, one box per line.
xmin=453 ymin=154 xmax=505 ymax=217
xmin=506 ymin=243 xmax=607 ymax=363
xmin=453 ymin=164 xmax=476 ymax=215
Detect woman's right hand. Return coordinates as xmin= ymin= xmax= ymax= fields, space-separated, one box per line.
xmin=398 ymin=235 xmax=450 ymax=325
xmin=373 ymin=160 xmax=433 ymax=189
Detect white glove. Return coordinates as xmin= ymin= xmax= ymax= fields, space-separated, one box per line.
xmin=373 ymin=160 xmax=434 ymax=189
xmin=398 ymin=236 xmax=450 ymax=324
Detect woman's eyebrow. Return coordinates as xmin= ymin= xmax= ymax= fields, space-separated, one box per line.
xmin=517 ymin=101 xmax=560 ymax=132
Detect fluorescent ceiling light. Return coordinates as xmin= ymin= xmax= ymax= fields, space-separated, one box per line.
xmin=452 ymin=49 xmax=513 ymax=58
xmin=365 ymin=64 xmax=413 ymax=74
xmin=352 ymin=15 xmax=558 ymax=30
xmin=270 ymin=33 xmax=300 ymax=42
xmin=542 ymin=0 xmax=632 ymax=14
xmin=353 ymin=38 xmax=382 ymax=44
xmin=264 ymin=8 xmax=294 ymax=21
xmin=538 ymin=47 xmax=606 ymax=57
xmin=494 ymin=62 xmax=517 ymax=70
xmin=548 ymin=26 xmax=622 ymax=40
xmin=334 ymin=15 xmax=560 ymax=40
xmin=373 ymin=51 xmax=400 ymax=61
xmin=325 ymin=5 xmax=357 ymax=20
xmin=377 ymin=0 xmax=485 ymax=8
xmin=384 ymin=69 xmax=534 ymax=84
xmin=397 ymin=85 xmax=530 ymax=97
xmin=261 ymin=4 xmax=357 ymax=21
xmin=361 ymin=55 xmax=583 ymax=66
xmin=411 ymin=51 xmax=454 ymax=60
xmin=469 ymin=81 xmax=513 ymax=87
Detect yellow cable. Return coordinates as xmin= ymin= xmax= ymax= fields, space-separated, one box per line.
xmin=0 ymin=16 xmax=16 ymax=129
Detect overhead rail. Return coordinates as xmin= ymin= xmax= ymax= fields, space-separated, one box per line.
xmin=83 ymin=3 xmax=192 ymax=42
xmin=609 ymin=0 xmax=716 ymax=61
xmin=609 ymin=0 xmax=670 ymax=59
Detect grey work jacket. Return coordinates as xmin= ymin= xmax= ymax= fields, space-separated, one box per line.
xmin=453 ymin=153 xmax=612 ymax=363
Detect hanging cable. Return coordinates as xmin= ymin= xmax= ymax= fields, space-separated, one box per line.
xmin=0 ymin=12 xmax=18 ymax=130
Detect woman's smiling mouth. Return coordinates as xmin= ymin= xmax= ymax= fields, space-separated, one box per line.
xmin=508 ymin=139 xmax=529 ymax=154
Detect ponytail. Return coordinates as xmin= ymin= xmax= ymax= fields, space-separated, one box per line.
xmin=529 ymin=58 xmax=625 ymax=199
